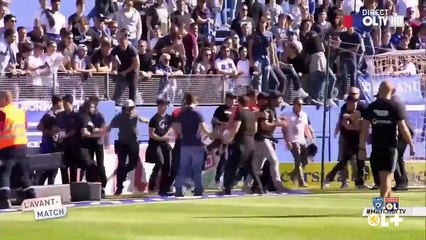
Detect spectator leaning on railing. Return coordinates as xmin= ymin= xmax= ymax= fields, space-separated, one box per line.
xmin=89 ymin=36 xmax=113 ymax=73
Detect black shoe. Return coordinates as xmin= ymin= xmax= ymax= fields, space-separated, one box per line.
xmin=159 ymin=192 xmax=174 ymax=197
xmin=193 ymin=192 xmax=203 ymax=197
xmin=392 ymin=185 xmax=408 ymax=191
xmin=114 ymin=188 xmax=123 ymax=196
xmin=0 ymin=199 xmax=11 ymax=209
xmin=370 ymin=185 xmax=379 ymax=190
xmin=221 ymin=189 xmax=231 ymax=195
xmin=175 ymin=193 xmax=184 ymax=197
xmin=15 ymin=189 xmax=36 ymax=205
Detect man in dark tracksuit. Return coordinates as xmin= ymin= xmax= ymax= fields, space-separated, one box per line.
xmin=146 ymin=99 xmax=173 ymax=195
xmin=88 ymin=97 xmax=108 ymax=198
xmin=392 ymin=94 xmax=413 ymax=191
xmin=36 ymin=95 xmax=63 ymax=185
xmin=56 ymin=95 xmax=81 ymax=184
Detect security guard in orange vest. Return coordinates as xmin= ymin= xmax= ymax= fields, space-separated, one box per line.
xmin=0 ymin=90 xmax=35 ymax=209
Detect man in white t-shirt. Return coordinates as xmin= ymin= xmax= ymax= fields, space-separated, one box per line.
xmin=215 ymin=45 xmax=242 ymax=93
xmin=282 ymin=97 xmax=314 ymax=187
xmin=40 ymin=0 xmax=67 ymax=42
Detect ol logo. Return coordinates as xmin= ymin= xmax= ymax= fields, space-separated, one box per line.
xmin=385 ymin=197 xmax=399 ymax=211
xmin=372 ymin=197 xmax=384 ymax=211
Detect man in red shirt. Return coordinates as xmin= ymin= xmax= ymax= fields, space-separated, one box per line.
xmin=182 ymin=22 xmax=199 ymax=73
xmin=228 ymin=88 xmax=259 ymax=128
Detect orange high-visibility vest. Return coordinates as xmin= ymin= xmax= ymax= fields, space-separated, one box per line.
xmin=0 ymin=104 xmax=28 ymax=149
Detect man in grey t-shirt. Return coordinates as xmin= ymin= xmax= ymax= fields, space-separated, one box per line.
xmin=106 ymin=99 xmax=148 ymax=195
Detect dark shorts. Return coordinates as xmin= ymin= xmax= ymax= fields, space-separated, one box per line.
xmin=370 ymin=148 xmax=398 ymax=173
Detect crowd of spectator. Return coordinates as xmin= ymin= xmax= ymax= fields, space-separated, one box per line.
xmin=0 ymin=0 xmax=424 ymax=105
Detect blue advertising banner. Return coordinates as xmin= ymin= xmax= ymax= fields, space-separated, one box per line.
xmin=356 ymin=74 xmax=424 ymax=105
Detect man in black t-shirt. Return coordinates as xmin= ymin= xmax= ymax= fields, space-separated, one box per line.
xmin=359 ymin=81 xmax=415 ymax=197
xmin=146 ymin=99 xmax=173 ymax=196
xmin=110 ymin=28 xmax=140 ymax=104
xmin=90 ymin=38 xmax=113 ymax=73
xmin=36 ymin=95 xmax=62 ymax=185
xmin=251 ymin=91 xmax=286 ymax=193
xmin=211 ymin=92 xmax=236 ymax=185
xmin=56 ymin=95 xmax=80 ymax=184
xmin=222 ymin=96 xmax=260 ymax=195
xmin=76 ymin=101 xmax=103 ymax=185
xmin=325 ymin=95 xmax=366 ymax=189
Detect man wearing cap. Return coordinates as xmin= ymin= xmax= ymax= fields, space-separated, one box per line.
xmin=211 ymin=92 xmax=236 ymax=186
xmin=325 ymin=94 xmax=366 ymax=189
xmin=146 ymin=98 xmax=173 ymax=195
xmin=282 ymin=97 xmax=313 ymax=187
xmin=332 ymin=87 xmax=368 ymax=189
xmin=110 ymin=28 xmax=140 ymax=104
xmin=251 ymin=90 xmax=287 ymax=193
xmin=359 ymin=81 xmax=415 ymax=197
xmin=106 ymin=99 xmax=149 ymax=195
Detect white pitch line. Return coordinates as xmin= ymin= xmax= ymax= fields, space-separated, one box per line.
xmin=151 ymin=198 xmax=165 ymax=201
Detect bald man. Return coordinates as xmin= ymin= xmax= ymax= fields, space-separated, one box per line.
xmin=0 ymin=91 xmax=35 ymax=209
xmin=359 ymin=81 xmax=415 ymax=197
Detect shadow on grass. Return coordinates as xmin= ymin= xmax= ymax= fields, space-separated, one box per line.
xmin=195 ymin=214 xmax=359 ymax=219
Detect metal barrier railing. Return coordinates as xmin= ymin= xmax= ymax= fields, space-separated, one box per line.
xmin=0 ymin=72 xmax=228 ymax=105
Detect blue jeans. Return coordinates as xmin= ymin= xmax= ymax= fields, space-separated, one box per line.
xmin=212 ymin=7 xmax=227 ymax=27
xmin=175 ymin=146 xmax=205 ymax=196
xmin=253 ymin=57 xmax=270 ymax=92
xmin=311 ymin=69 xmax=336 ymax=100
xmin=281 ymin=66 xmax=301 ymax=91
xmin=227 ymin=0 xmax=237 ymax=21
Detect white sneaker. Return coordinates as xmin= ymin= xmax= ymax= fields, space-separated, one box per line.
xmin=297 ymin=88 xmax=309 ymax=98
xmin=323 ymin=178 xmax=331 ymax=188
xmin=326 ymin=99 xmax=337 ymax=107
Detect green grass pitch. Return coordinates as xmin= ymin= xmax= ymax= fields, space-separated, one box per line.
xmin=0 ymin=191 xmax=425 ymax=240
